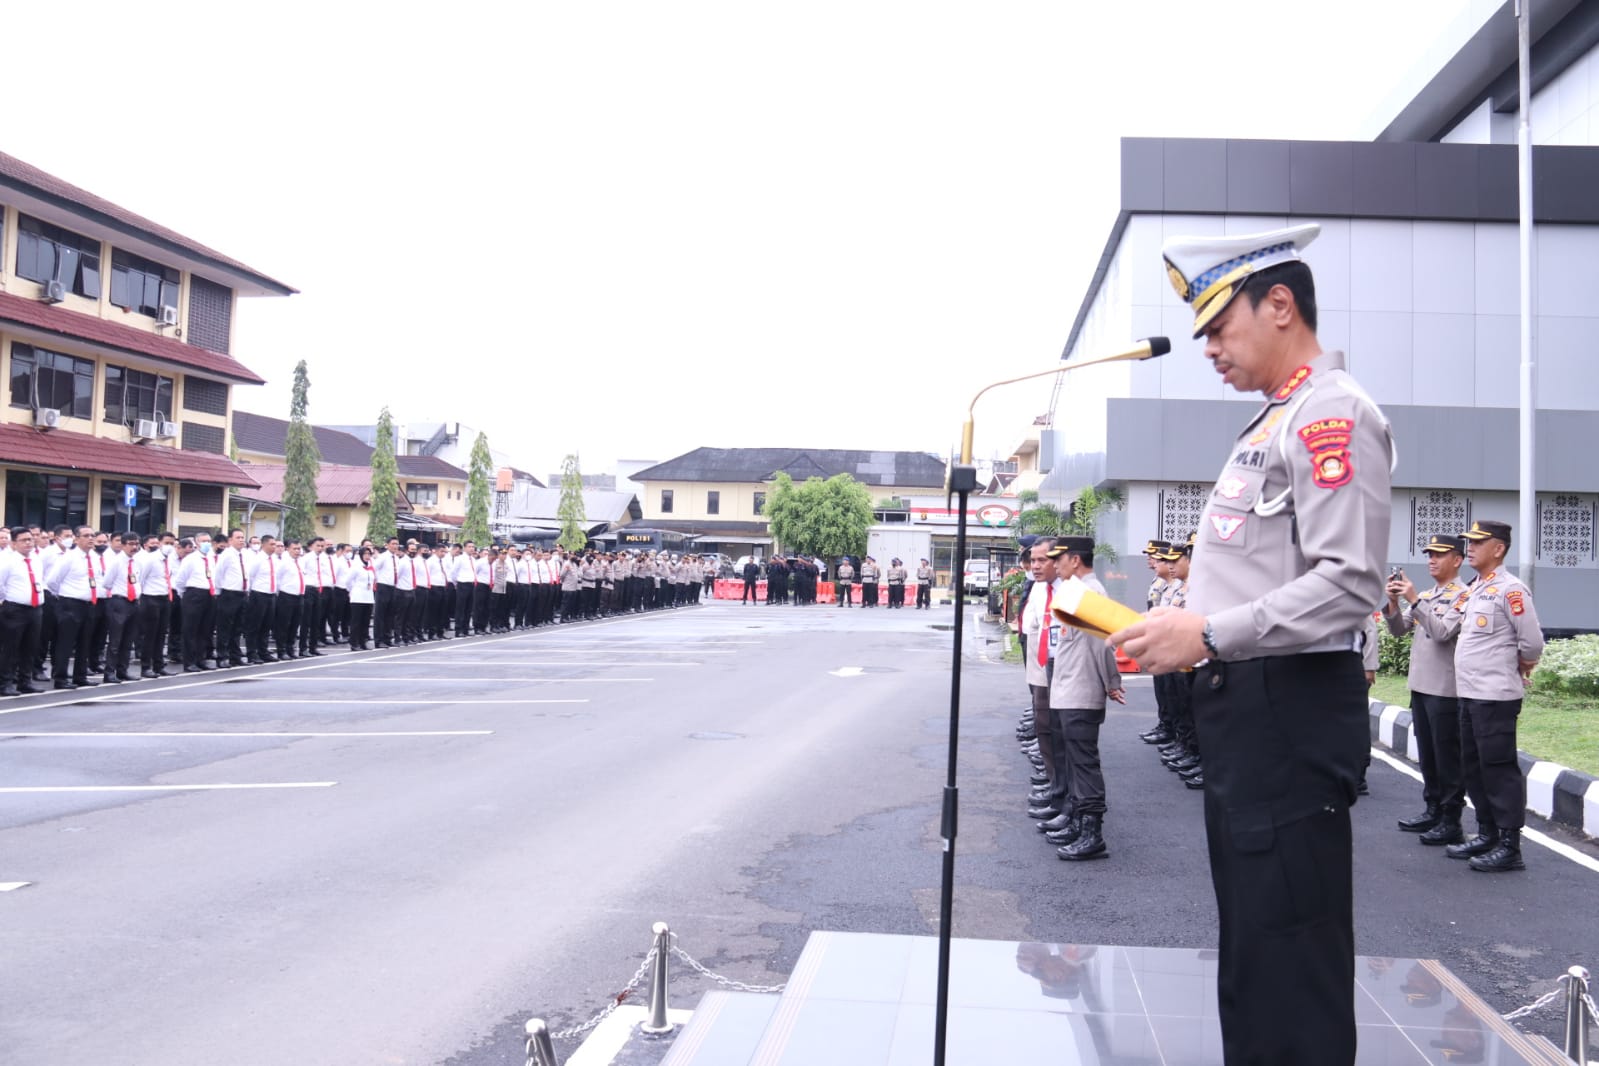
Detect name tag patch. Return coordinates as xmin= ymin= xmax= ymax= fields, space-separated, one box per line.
xmin=1209 ymin=514 xmax=1246 ymax=542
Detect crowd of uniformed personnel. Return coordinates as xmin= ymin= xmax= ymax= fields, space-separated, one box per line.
xmin=0 ymin=524 xmax=712 ymax=695
xmin=1009 ymin=222 xmax=1549 ymax=1064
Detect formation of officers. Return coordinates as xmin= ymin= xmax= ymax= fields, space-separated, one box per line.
xmin=0 ymin=524 xmax=711 ymax=694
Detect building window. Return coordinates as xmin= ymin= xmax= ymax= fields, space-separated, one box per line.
xmin=100 ymin=481 xmax=169 ymax=536
xmin=5 ymin=470 xmax=89 ymax=530
xmin=104 ymin=365 xmax=175 ymax=426
xmin=181 ymin=422 xmax=226 ymax=455
xmin=180 ymin=483 xmax=224 ymax=515
xmin=183 ymin=376 xmax=228 ymax=416
xmin=406 ymin=483 xmax=439 ymax=506
xmin=9 ymin=343 xmax=94 ymax=419
xmin=753 ymin=492 xmax=766 ymax=516
xmin=707 ymin=490 xmax=720 ymax=515
xmin=661 ymin=489 xmax=674 ymax=514
xmin=108 ymin=249 xmax=180 ymax=317
xmin=15 ymin=214 xmax=102 ymax=298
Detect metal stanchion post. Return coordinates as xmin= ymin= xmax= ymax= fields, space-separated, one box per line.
xmin=641 ymin=921 xmax=674 ymax=1034
xmin=1565 ymin=965 xmax=1591 ymax=1064
xmin=524 ymin=1018 xmax=558 ymax=1066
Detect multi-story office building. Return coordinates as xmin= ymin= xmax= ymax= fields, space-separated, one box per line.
xmin=0 ymin=152 xmax=291 ymax=536
xmin=1039 ymin=0 xmax=1599 ymax=628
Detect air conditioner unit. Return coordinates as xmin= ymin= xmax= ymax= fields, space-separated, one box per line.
xmin=157 ymin=421 xmax=179 ymax=438
xmin=34 ymin=407 xmax=61 ymax=430
xmin=319 ymin=514 xmax=337 ymax=527
xmin=41 ymin=279 xmax=66 ymax=303
xmin=157 ymin=305 xmax=179 ymax=328
xmin=134 ymin=418 xmax=159 ymax=439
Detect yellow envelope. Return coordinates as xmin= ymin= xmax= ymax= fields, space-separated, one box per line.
xmin=1050 ymin=576 xmax=1144 ymax=642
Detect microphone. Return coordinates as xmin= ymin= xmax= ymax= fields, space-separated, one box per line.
xmin=959 ymin=337 xmax=1171 ymax=464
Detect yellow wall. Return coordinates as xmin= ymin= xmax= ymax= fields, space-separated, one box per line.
xmin=245 ymin=504 xmax=372 ymax=546
xmin=636 ymin=479 xmax=945 ymax=522
xmin=402 ymin=475 xmax=467 ymax=517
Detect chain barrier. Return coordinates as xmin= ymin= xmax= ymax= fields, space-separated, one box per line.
xmin=1502 ymin=984 xmax=1567 ymax=1021
xmin=528 ymin=928 xmax=788 ymax=1064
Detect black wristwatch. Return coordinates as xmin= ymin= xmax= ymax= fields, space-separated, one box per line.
xmin=1201 ymin=620 xmax=1220 ymax=659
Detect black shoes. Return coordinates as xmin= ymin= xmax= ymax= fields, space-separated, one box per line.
xmin=1027 ymin=804 xmax=1062 ymax=821
xmin=1057 ymin=815 xmax=1108 ymax=860
xmin=1039 ymin=811 xmax=1073 ymax=834
xmin=54 ymin=680 xmax=77 ymax=690
xmin=1419 ymin=817 xmax=1464 ymax=846
xmin=1468 ymin=830 xmax=1525 ymax=872
xmin=1045 ymin=816 xmax=1082 ymax=846
xmin=1445 ymin=828 xmax=1499 ymax=860
xmin=1398 ymin=805 xmax=1441 ymax=833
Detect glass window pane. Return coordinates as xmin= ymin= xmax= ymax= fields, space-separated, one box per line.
xmin=109 ymin=265 xmax=130 ymax=308
xmin=10 ymin=346 xmax=35 ymax=407
xmin=79 ymin=251 xmax=101 ymax=299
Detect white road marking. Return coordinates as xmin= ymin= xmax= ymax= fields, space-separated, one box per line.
xmin=0 ymin=782 xmax=336 ymax=793
xmin=0 ymin=881 xmax=31 ymax=891
xmin=1369 ymin=748 xmax=1599 ymax=875
xmin=828 ymin=667 xmax=864 ymax=677
xmin=2 ymin=731 xmax=494 ymax=738
xmin=358 ymin=660 xmax=701 ymax=667
xmin=237 ymin=676 xmax=653 ymax=683
xmin=83 ymin=699 xmax=588 ymax=705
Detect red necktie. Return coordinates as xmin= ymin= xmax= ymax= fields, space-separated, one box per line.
xmin=297 ymin=563 xmax=304 ymax=594
xmin=163 ymin=556 xmax=172 ymax=601
xmin=25 ymin=558 xmax=39 ymax=607
xmin=268 ymin=556 xmax=276 ymax=592
xmin=1038 ymin=585 xmax=1054 ymax=666
xmin=409 ymin=559 xmax=416 ymax=586
xmin=315 ymin=555 xmax=325 ymax=591
xmin=126 ymin=558 xmax=135 ymax=601
xmin=87 ymin=555 xmax=98 ymax=604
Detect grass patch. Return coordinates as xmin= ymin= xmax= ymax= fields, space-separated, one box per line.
xmin=1370 ymin=671 xmax=1599 ymax=777
xmin=1001 ymin=632 xmax=1022 ymax=664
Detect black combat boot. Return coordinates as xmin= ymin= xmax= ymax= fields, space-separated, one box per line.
xmin=1039 ymin=811 xmax=1073 ymax=834
xmin=1057 ymin=814 xmax=1108 ymax=860
xmin=1468 ymin=829 xmax=1525 ymax=872
xmin=1397 ymin=805 xmax=1441 ymax=833
xmin=1444 ymin=825 xmax=1499 ymax=860
xmin=1419 ymin=812 xmax=1464 ymax=846
xmin=1045 ymin=815 xmax=1082 ymax=846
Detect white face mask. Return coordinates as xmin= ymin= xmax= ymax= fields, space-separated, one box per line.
xmin=60 ymin=536 xmax=75 ymax=549
xmin=199 ymin=542 xmax=212 ymax=555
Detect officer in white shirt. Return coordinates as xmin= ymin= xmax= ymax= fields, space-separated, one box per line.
xmin=331 ymin=544 xmax=354 ymax=644
xmin=97 ymin=532 xmax=143 ymax=683
xmin=212 ymin=528 xmax=249 ymax=668
xmin=174 ymin=536 xmax=218 ymax=672
xmin=244 ymin=536 xmax=279 ymax=662
xmin=372 ymin=537 xmax=401 ymax=647
xmin=273 ymin=540 xmax=308 ymax=658
xmin=43 ymin=524 xmax=102 ymax=689
xmin=135 ymin=533 xmax=177 ymax=677
xmin=0 ymin=526 xmax=47 ymax=695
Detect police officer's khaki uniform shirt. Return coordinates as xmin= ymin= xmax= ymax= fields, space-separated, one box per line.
xmin=1048 ymin=573 xmax=1121 ymax=708
xmin=1444 ymin=568 xmax=1545 ymax=702
xmin=887 ymin=565 xmax=906 ymax=585
xmin=1188 ymin=351 xmax=1394 ymax=659
xmin=1360 ymin=613 xmax=1380 ymax=672
xmin=1147 ymin=575 xmax=1168 ymax=612
xmin=1383 ymin=578 xmax=1464 ymax=698
xmin=1158 ymin=577 xmax=1184 ymax=609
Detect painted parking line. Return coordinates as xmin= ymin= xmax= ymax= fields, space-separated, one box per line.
xmin=228 ymin=676 xmax=654 ymax=683
xmin=0 ymin=782 xmax=336 ymax=794
xmin=2 ymin=730 xmax=494 ymax=738
xmin=0 ymin=882 xmax=31 ymax=891
xmin=81 ymin=699 xmax=589 ymax=706
xmin=1370 ymin=748 xmax=1599 ymax=875
xmin=347 ymin=660 xmax=701 ymax=667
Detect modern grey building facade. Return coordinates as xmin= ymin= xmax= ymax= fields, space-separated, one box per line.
xmin=1040 ymin=0 xmax=1599 ymax=629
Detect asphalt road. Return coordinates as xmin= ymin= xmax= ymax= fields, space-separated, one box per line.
xmin=1 ymin=599 xmax=1594 ymax=1065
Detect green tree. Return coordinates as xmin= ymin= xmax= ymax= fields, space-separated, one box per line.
xmin=557 ymin=453 xmax=588 ymax=552
xmin=1010 ymin=486 xmax=1125 ymax=564
xmin=462 ymin=431 xmax=494 ymax=546
xmin=765 ymin=473 xmax=875 ymax=564
xmin=281 ymin=360 xmax=320 ymax=545
xmin=367 ymin=406 xmax=399 ymax=543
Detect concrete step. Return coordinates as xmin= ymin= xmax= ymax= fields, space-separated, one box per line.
xmin=657 ymin=991 xmax=779 ymax=1066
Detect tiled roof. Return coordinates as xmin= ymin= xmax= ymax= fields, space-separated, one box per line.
xmin=231 ymin=411 xmax=375 ymax=465
xmin=0 ymin=151 xmax=296 ymax=296
xmin=0 ymin=422 xmax=258 ymax=488
xmin=0 ymin=292 xmax=266 ymax=385
xmin=630 ymin=448 xmax=947 ymax=487
xmin=236 ymin=463 xmax=406 ymax=508
xmin=396 ymin=454 xmax=467 ymax=480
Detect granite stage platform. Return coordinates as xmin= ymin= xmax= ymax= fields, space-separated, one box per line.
xmin=630 ymin=931 xmax=1571 ymax=1066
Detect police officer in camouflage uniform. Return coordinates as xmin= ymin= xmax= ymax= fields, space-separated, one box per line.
xmin=1113 ymin=223 xmax=1394 ymax=1065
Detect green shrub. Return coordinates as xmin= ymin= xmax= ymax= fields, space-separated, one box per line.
xmin=1531 ymin=635 xmax=1599 ymax=698
xmin=1378 ymin=628 xmax=1412 ymax=676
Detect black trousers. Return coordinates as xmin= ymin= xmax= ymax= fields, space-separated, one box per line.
xmin=87 ymin=600 xmax=108 ymax=668
xmin=473 ymin=586 xmax=492 ymax=632
xmin=456 ymin=584 xmax=475 ymax=636
xmin=1410 ymin=690 xmax=1463 ymax=815
xmin=916 ymin=584 xmax=930 ymax=608
xmin=273 ymin=594 xmax=302 ymax=656
xmin=0 ymin=602 xmax=41 ymax=687
xmin=137 ymin=595 xmax=171 ymax=671
xmin=1192 ymin=653 xmax=1365 ymax=1066
xmin=1057 ymin=705 xmax=1107 ymax=816
xmin=299 ymin=588 xmax=324 ymax=653
xmin=214 ymin=588 xmax=246 ymax=664
xmin=332 ymin=588 xmax=350 ymax=641
xmin=318 ymin=588 xmax=336 ymax=641
xmin=180 ymin=587 xmax=215 ymax=669
xmin=1030 ymin=683 xmax=1057 ymax=795
xmin=861 ymin=581 xmax=877 ymax=606
xmin=431 ymin=586 xmax=450 ymax=636
xmin=559 ymin=589 xmax=579 ymax=621
xmin=1459 ymin=697 xmax=1524 ymax=831
xmin=835 ymin=581 xmax=851 ymax=605
xmin=396 ymin=589 xmax=417 ymax=641
xmin=244 ymin=591 xmax=274 ymax=660
xmin=349 ymin=602 xmax=372 ymax=647
xmin=103 ymin=596 xmax=139 ymax=677
xmin=373 ymin=584 xmax=394 ymax=646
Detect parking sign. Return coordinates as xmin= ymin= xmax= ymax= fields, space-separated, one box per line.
xmin=124 ymin=484 xmax=138 ymax=509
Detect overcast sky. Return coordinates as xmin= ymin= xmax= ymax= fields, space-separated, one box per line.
xmin=5 ymin=0 xmax=1470 ymax=481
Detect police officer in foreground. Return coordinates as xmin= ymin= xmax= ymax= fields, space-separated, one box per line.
xmin=1440 ymin=520 xmax=1544 ymax=873
xmin=1383 ymin=535 xmax=1468 ymax=844
xmin=1138 ymin=540 xmax=1174 ymax=745
xmin=1111 ymin=224 xmax=1393 ymax=1065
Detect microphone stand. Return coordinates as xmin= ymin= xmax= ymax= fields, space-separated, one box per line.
xmin=932 ymin=337 xmax=1169 ymax=1066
